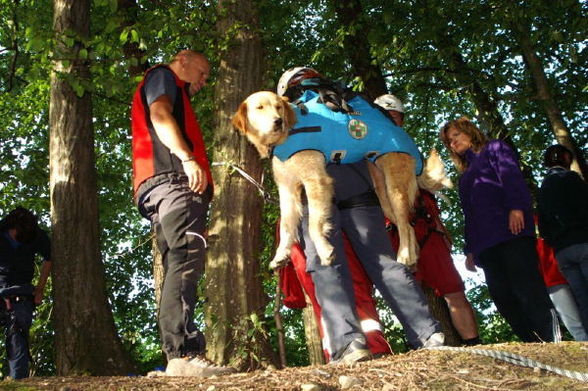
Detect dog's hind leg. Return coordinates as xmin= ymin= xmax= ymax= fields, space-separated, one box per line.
xmin=376 ymin=153 xmax=419 ymax=268
xmin=292 ymin=151 xmax=335 ymax=266
xmin=367 ymin=161 xmax=395 ymax=221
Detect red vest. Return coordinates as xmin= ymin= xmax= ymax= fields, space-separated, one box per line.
xmin=131 ymin=65 xmax=213 ymax=196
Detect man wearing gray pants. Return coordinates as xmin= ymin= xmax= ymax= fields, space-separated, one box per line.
xmin=299 ymin=160 xmax=444 ymax=363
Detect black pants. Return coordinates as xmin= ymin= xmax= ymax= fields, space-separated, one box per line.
xmin=478 ymin=236 xmax=557 ymax=342
xmin=140 ymin=175 xmax=211 ymax=359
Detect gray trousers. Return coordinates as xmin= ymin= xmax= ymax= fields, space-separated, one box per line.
xmin=139 ymin=174 xmax=211 ymax=359
xmin=548 ymin=284 xmax=588 ymax=341
xmin=556 ymin=243 xmax=588 ymax=332
xmin=300 ymin=204 xmax=440 ymax=357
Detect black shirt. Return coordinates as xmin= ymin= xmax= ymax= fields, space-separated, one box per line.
xmin=538 ymin=166 xmax=588 ymax=252
xmin=0 ymin=229 xmax=51 ymax=287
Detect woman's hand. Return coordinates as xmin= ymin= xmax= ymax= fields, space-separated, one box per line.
xmin=508 ymin=209 xmax=525 ymax=235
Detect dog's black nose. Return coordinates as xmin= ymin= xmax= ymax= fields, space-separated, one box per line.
xmin=274 ymin=118 xmax=283 ymax=127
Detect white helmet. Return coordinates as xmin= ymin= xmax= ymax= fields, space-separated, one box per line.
xmin=277 ymin=67 xmax=321 ymax=97
xmin=374 ymin=94 xmax=404 ymax=113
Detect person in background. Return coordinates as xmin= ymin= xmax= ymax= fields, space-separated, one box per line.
xmin=440 ymin=117 xmax=557 ymax=343
xmin=131 ymin=50 xmax=233 ymax=376
xmin=536 ymin=235 xmax=588 ymax=341
xmin=375 ymin=95 xmax=480 ymax=346
xmin=0 ymin=207 xmax=52 ymax=379
xmin=537 ymin=144 xmax=588 ymax=334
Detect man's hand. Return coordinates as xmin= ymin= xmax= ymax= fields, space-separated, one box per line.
xmin=465 ymin=253 xmax=477 ymax=272
xmin=508 ymin=209 xmax=525 ymax=235
xmin=182 ymin=159 xmax=208 ymax=194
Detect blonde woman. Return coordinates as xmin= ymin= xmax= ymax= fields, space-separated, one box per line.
xmin=440 ymin=117 xmax=557 ymax=342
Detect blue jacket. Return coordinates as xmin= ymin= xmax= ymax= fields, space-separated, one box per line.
xmin=273 ymin=90 xmax=423 ymax=175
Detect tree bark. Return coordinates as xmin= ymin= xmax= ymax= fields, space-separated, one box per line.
xmin=330 ymin=0 xmax=388 ymax=101
xmin=421 ymin=285 xmax=462 ymax=346
xmin=511 ymin=22 xmax=587 ymax=178
xmin=302 ymin=297 xmax=325 ymax=365
xmin=204 ymin=0 xmax=277 ymax=370
xmin=50 ymin=0 xmax=134 ymax=375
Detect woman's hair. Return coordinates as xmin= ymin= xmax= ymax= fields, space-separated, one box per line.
xmin=439 ymin=116 xmax=488 ymax=173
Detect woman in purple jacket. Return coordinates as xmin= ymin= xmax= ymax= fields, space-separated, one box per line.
xmin=440 ymin=117 xmax=557 ymax=343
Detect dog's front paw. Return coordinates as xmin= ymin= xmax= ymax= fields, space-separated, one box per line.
xmin=396 ymin=249 xmax=417 ymax=269
xmin=270 ymin=249 xmax=291 ymax=270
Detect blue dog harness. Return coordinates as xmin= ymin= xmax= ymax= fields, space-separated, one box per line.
xmin=273 ymin=90 xmax=423 ymax=174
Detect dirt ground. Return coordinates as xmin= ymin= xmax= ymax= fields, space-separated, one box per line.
xmin=5 ymin=342 xmax=588 ymax=391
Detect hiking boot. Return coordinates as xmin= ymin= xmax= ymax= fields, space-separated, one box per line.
xmin=422 ymin=332 xmax=445 ymax=349
xmin=330 ymin=338 xmax=372 ymax=365
xmin=166 ymin=355 xmax=236 ymax=377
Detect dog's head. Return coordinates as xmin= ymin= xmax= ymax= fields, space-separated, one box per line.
xmin=232 ymin=91 xmax=297 ymax=158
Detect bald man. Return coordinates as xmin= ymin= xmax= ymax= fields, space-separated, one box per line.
xmin=131 ymin=50 xmax=232 ymax=376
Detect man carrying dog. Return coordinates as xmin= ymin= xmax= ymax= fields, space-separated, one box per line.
xmin=276 ymin=68 xmax=444 ymax=364
xmin=375 ymin=94 xmax=481 ymax=346
xmin=0 ymin=207 xmax=52 ymax=379
xmin=131 ymin=50 xmax=233 ymax=376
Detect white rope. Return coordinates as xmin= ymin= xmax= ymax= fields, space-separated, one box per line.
xmin=428 ymin=345 xmax=588 ymax=382
xmin=212 ymin=161 xmax=278 ymax=204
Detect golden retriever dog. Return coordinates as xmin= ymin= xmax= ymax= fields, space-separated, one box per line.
xmin=232 ymin=91 xmax=451 ymax=269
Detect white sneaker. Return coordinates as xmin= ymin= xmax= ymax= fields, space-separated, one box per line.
xmin=329 ymin=338 xmax=372 ymax=365
xmin=166 ymin=356 xmax=236 ymax=377
xmin=422 ymin=332 xmax=445 ymax=348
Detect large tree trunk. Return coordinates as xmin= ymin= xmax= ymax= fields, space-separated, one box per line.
xmin=330 ymin=0 xmax=388 ymax=101
xmin=511 ymin=22 xmax=587 ymax=179
xmin=204 ymin=0 xmax=277 ymax=370
xmin=50 ymin=0 xmax=134 ymax=375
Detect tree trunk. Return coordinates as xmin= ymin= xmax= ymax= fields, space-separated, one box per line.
xmin=302 ymin=298 xmax=325 ymax=365
xmin=50 ymin=0 xmax=134 ymax=375
xmin=204 ymin=0 xmax=277 ymax=370
xmin=421 ymin=285 xmax=462 ymax=346
xmin=330 ymin=0 xmax=388 ymax=100
xmin=152 ymin=236 xmax=164 ymax=309
xmin=511 ymin=22 xmax=587 ymax=179
xmin=118 ymin=0 xmax=150 ymax=77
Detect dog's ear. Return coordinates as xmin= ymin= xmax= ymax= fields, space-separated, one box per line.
xmin=232 ymin=101 xmax=248 ymax=134
xmin=281 ymin=96 xmax=297 ymax=129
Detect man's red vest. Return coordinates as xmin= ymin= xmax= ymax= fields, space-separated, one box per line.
xmin=131 ymin=65 xmax=213 ymax=197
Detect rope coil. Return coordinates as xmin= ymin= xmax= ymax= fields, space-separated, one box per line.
xmin=429 ymin=345 xmax=588 ymax=382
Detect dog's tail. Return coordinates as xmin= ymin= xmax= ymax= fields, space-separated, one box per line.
xmin=417 ymin=149 xmax=453 ymax=193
